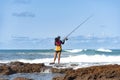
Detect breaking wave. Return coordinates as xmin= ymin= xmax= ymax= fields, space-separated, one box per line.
xmin=64 ymin=49 xmax=83 ymax=53
xmin=1 ymin=54 xmax=120 ymax=64
xmin=96 ymin=48 xmax=112 ymax=52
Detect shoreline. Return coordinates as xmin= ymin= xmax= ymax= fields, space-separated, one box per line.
xmin=53 ymin=64 xmax=120 ymax=80
xmin=0 ymin=62 xmax=120 ymax=80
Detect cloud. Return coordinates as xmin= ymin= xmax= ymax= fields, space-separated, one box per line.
xmin=12 ymin=12 xmax=35 ymax=17
xmin=97 ymin=39 xmax=105 ymax=43
xmin=12 ymin=36 xmax=30 ymax=41
xmin=1 ymin=36 xmax=120 ymax=49
xmin=13 ymin=0 xmax=31 ymax=4
xmin=99 ymin=25 xmax=107 ymax=28
xmin=10 ymin=36 xmax=53 ymax=49
xmin=12 ymin=36 xmax=40 ymax=43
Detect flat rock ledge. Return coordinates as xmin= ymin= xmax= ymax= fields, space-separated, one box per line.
xmin=52 ymin=64 xmax=120 ymax=80
xmin=0 ymin=61 xmax=45 ymax=75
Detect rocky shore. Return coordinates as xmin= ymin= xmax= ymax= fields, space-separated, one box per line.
xmin=53 ymin=64 xmax=120 ymax=80
xmin=0 ymin=62 xmax=47 ymax=80
xmin=0 ymin=62 xmax=45 ymax=75
xmin=0 ymin=62 xmax=120 ymax=80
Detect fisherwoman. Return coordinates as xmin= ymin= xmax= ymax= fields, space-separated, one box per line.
xmin=51 ymin=36 xmax=67 ymax=64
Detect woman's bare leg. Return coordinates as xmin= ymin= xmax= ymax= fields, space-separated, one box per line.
xmin=58 ymin=52 xmax=61 ymax=64
xmin=53 ymin=52 xmax=57 ymax=63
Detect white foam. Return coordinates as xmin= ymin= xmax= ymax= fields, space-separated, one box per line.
xmin=0 ymin=54 xmax=120 ymax=65
xmin=0 ymin=58 xmax=53 ymax=65
xmin=96 ymin=48 xmax=112 ymax=52
xmin=65 ymin=49 xmax=83 ymax=53
xmin=60 ymin=55 xmax=120 ymax=63
xmin=0 ymin=54 xmax=120 ymax=69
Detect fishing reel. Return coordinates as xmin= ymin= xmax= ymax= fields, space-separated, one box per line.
xmin=65 ymin=38 xmax=68 ymax=40
xmin=64 ymin=37 xmax=68 ymax=41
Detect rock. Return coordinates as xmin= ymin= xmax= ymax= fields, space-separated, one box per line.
xmin=10 ymin=61 xmax=45 ymax=73
xmin=0 ymin=62 xmax=45 ymax=75
xmin=0 ymin=64 xmax=14 ymax=75
xmin=0 ymin=78 xmax=8 ymax=80
xmin=13 ymin=77 xmax=33 ymax=80
xmin=70 ymin=64 xmax=78 ymax=67
xmin=52 ymin=77 xmax=64 ymax=80
xmin=51 ymin=68 xmax=73 ymax=73
xmin=52 ymin=64 xmax=120 ymax=80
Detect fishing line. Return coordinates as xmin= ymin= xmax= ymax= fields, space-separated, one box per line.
xmin=64 ymin=15 xmax=93 ymax=40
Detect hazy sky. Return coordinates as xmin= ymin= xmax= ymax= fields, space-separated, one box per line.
xmin=0 ymin=0 xmax=120 ymax=42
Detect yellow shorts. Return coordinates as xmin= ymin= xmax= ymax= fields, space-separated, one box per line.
xmin=55 ymin=46 xmax=62 ymax=51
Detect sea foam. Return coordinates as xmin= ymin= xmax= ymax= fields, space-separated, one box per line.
xmin=0 ymin=54 xmax=120 ymax=65
xmin=65 ymin=49 xmax=83 ymax=53
xmin=96 ymin=48 xmax=112 ymax=52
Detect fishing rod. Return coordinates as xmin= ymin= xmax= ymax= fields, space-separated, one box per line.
xmin=63 ymin=15 xmax=93 ymax=40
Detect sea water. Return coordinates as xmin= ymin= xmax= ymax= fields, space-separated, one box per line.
xmin=0 ymin=49 xmax=120 ymax=79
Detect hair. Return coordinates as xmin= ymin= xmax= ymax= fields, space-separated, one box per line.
xmin=57 ymin=36 xmax=60 ymax=39
xmin=55 ymin=37 xmax=59 ymax=42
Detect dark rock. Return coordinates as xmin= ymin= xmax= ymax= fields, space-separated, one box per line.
xmin=13 ymin=77 xmax=33 ymax=80
xmin=52 ymin=77 xmax=64 ymax=80
xmin=51 ymin=68 xmax=73 ymax=73
xmin=0 ymin=78 xmax=8 ymax=80
xmin=52 ymin=64 xmax=120 ymax=80
xmin=0 ymin=64 xmax=14 ymax=75
xmin=70 ymin=64 xmax=78 ymax=67
xmin=0 ymin=62 xmax=45 ymax=75
xmin=9 ymin=61 xmax=45 ymax=73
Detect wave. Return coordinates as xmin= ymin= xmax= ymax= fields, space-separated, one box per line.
xmin=0 ymin=58 xmax=53 ymax=64
xmin=17 ymin=52 xmax=53 ymax=55
xmin=1 ymin=54 xmax=120 ymax=69
xmin=1 ymin=54 xmax=120 ymax=64
xmin=96 ymin=48 xmax=112 ymax=52
xmin=65 ymin=49 xmax=83 ymax=53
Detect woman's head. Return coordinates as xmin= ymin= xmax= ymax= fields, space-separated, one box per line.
xmin=57 ymin=36 xmax=60 ymax=39
xmin=55 ymin=37 xmax=59 ymax=41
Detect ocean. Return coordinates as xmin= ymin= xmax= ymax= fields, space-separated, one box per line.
xmin=0 ymin=49 xmax=120 ymax=79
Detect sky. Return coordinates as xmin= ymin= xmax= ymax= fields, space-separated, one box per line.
xmin=0 ymin=0 xmax=120 ymax=49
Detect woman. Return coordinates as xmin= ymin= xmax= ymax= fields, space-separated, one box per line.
xmin=51 ymin=36 xmax=66 ymax=64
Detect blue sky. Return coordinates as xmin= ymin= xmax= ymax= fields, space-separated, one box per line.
xmin=0 ymin=0 xmax=120 ymax=49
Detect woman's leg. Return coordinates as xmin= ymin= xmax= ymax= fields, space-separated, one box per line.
xmin=58 ymin=51 xmax=61 ymax=64
xmin=53 ymin=52 xmax=57 ymax=63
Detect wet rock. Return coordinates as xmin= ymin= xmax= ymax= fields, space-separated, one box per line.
xmin=0 ymin=64 xmax=14 ymax=75
xmin=0 ymin=62 xmax=45 ymax=75
xmin=52 ymin=77 xmax=64 ymax=80
xmin=53 ymin=64 xmax=120 ymax=80
xmin=0 ymin=78 xmax=8 ymax=80
xmin=70 ymin=64 xmax=78 ymax=67
xmin=13 ymin=77 xmax=33 ymax=80
xmin=51 ymin=68 xmax=73 ymax=73
xmin=10 ymin=62 xmax=45 ymax=73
